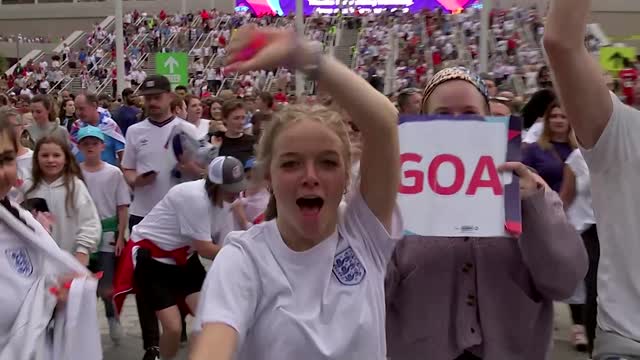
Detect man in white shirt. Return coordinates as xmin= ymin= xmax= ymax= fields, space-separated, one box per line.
xmin=545 ymin=0 xmax=640 ymax=358
xmin=130 ymin=156 xmax=244 ymax=360
xmin=121 ymin=75 xmax=197 ymax=360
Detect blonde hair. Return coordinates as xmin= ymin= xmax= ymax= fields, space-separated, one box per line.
xmin=0 ymin=106 xmax=21 ymax=125
xmin=256 ymin=104 xmax=352 ymax=221
xmin=538 ymin=102 xmax=578 ymax=151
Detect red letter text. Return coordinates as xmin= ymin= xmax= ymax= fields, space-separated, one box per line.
xmin=399 ymin=153 xmax=424 ymax=194
xmin=466 ymin=155 xmax=503 ymax=195
xmin=428 ymin=154 xmax=465 ymax=195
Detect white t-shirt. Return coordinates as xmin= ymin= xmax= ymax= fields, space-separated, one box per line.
xmin=121 ymin=117 xmax=185 ymax=217
xmin=9 ymin=149 xmax=33 ymax=203
xmin=194 ymin=119 xmax=211 ymax=139
xmin=564 ymin=149 xmax=595 ymax=232
xmin=82 ymin=163 xmax=131 ymax=252
xmin=206 ymin=68 xmax=216 ymax=81
xmin=522 ymin=121 xmax=543 ymax=144
xmin=195 ymin=193 xmax=402 ymax=360
xmin=581 ymin=93 xmax=640 ymax=341
xmin=131 ymin=179 xmax=233 ymax=261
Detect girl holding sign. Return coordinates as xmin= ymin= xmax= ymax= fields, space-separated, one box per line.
xmin=385 ymin=66 xmax=588 ymax=360
xmin=191 ymin=25 xmax=402 ymax=360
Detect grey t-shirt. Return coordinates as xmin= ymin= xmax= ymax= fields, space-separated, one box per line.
xmin=26 ymin=122 xmax=70 ymax=146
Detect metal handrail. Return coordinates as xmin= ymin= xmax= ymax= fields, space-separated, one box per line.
xmin=263 ymin=71 xmax=274 ymax=92
xmin=134 ymin=15 xmax=147 ymax=27
xmin=32 ymin=15 xmax=147 ymax=97
xmin=49 ymin=30 xmax=89 ymax=74
xmin=216 ymin=77 xmax=230 ymax=97
xmin=189 ymin=33 xmax=205 ymax=55
xmin=190 ymin=16 xmax=226 ymax=57
xmin=47 ymin=75 xmax=74 ymax=95
xmin=205 ymin=52 xmax=222 ymax=71
xmin=96 ymin=77 xmax=112 ymax=95
xmin=162 ymin=31 xmax=178 ymax=51
xmin=350 ymin=29 xmax=361 ymax=70
xmin=191 ymin=16 xmax=202 ymax=28
xmin=216 ymin=72 xmax=240 ymax=97
xmin=133 ymin=52 xmax=150 ymax=71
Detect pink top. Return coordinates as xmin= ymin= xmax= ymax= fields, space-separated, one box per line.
xmin=385 ymin=188 xmax=588 ymax=360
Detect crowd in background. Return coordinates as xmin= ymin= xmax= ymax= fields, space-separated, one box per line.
xmin=1 ymin=6 xmax=638 ymax=117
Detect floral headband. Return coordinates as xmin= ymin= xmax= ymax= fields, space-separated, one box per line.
xmin=421 ymin=66 xmax=490 ymax=112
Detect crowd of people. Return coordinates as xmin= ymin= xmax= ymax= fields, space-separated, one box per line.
xmin=0 ymin=0 xmax=640 ymax=360
xmin=2 ymin=5 xmax=630 ymax=109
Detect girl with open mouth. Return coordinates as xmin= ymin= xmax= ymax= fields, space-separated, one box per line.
xmin=191 ymin=25 xmax=402 ymax=360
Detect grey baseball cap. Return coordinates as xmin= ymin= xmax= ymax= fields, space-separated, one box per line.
xmin=207 ymin=156 xmax=248 ymax=193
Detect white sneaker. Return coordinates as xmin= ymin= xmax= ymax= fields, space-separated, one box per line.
xmin=108 ymin=317 xmax=124 ymax=345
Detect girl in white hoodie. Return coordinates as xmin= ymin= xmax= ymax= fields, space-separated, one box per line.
xmin=24 ymin=135 xmax=101 ymax=266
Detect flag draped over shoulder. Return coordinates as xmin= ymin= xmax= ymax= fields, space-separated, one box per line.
xmin=0 ymin=203 xmax=102 ymax=360
xmin=70 ymin=108 xmax=126 ymax=155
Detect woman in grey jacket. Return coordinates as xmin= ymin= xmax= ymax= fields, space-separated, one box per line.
xmin=385 ymin=67 xmax=588 ymax=360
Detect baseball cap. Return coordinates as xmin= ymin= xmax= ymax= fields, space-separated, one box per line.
xmin=77 ymin=125 xmax=105 ymax=142
xmin=138 ymin=75 xmax=172 ymax=96
xmin=208 ymin=156 xmax=248 ymax=193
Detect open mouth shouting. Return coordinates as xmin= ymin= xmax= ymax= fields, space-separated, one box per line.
xmin=296 ymin=196 xmax=324 ymax=219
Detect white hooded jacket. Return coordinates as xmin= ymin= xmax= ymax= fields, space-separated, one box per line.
xmin=23 ymin=176 xmax=101 ymax=255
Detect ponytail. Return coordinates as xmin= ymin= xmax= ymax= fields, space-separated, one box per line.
xmin=264 ymin=193 xmax=277 ymax=221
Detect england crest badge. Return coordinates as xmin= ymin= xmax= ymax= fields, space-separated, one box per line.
xmin=332 ymin=246 xmax=366 ymax=286
xmin=5 ymin=247 xmax=33 ymax=277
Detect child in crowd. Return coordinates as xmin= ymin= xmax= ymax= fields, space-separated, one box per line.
xmin=24 ymin=135 xmax=101 ymax=266
xmin=232 ymin=157 xmax=269 ymax=230
xmin=77 ymin=126 xmax=130 ymax=344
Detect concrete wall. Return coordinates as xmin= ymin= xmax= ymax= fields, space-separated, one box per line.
xmin=0 ymin=41 xmax=56 ymax=59
xmin=0 ymin=18 xmax=102 ymax=38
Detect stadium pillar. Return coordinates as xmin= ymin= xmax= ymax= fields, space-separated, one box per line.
xmin=479 ymin=0 xmax=491 ymax=73
xmin=115 ymin=0 xmax=127 ymax=99
xmin=295 ymin=0 xmax=304 ymax=98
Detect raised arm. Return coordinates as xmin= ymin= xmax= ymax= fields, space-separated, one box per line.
xmin=225 ymin=26 xmax=399 ymax=231
xmin=543 ymin=0 xmax=612 ymax=148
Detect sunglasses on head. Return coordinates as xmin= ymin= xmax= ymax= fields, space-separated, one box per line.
xmin=491 ymin=96 xmax=511 ymax=103
xmin=399 ymin=88 xmax=420 ymax=96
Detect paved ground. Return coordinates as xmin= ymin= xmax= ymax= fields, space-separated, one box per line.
xmin=101 ymin=298 xmax=589 ymax=360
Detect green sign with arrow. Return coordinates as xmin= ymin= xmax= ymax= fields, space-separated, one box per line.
xmin=599 ymin=47 xmax=637 ymax=72
xmin=155 ymin=52 xmax=189 ymax=89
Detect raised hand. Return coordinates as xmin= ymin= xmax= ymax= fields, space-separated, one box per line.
xmin=224 ymin=25 xmax=304 ymax=74
xmin=497 ymin=162 xmax=548 ymax=199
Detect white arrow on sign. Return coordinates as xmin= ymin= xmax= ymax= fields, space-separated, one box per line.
xmin=164 ymin=56 xmax=179 ymax=73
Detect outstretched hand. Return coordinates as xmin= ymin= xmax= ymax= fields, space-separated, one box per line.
xmin=224 ymin=25 xmax=303 ymax=74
